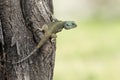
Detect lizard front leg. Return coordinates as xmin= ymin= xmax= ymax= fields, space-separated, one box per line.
xmin=42 ymin=24 xmax=49 ymax=32
xmin=51 ymin=33 xmax=57 ymax=42
xmin=38 ymin=24 xmax=48 ymax=32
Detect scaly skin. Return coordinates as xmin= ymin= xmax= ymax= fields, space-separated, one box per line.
xmin=13 ymin=21 xmax=77 ymax=64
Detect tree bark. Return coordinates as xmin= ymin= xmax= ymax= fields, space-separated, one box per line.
xmin=0 ymin=0 xmax=55 ymax=80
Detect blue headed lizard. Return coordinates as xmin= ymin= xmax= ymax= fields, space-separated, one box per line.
xmin=13 ymin=21 xmax=77 ymax=64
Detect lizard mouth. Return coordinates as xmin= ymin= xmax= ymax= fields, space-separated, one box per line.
xmin=72 ymin=23 xmax=77 ymax=27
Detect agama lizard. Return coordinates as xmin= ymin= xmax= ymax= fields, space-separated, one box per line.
xmin=13 ymin=21 xmax=77 ymax=64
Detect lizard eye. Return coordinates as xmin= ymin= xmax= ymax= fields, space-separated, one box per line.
xmin=72 ymin=23 xmax=75 ymax=25
xmin=65 ymin=23 xmax=71 ymax=26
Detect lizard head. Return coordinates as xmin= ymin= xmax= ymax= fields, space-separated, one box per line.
xmin=64 ymin=21 xmax=77 ymax=30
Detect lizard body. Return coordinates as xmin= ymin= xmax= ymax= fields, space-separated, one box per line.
xmin=13 ymin=21 xmax=77 ymax=64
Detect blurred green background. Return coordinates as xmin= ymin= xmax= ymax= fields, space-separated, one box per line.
xmin=53 ymin=0 xmax=120 ymax=80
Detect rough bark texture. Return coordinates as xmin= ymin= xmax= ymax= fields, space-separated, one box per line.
xmin=0 ymin=0 xmax=55 ymax=80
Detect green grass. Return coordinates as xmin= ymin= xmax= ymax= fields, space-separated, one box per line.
xmin=54 ymin=20 xmax=120 ymax=80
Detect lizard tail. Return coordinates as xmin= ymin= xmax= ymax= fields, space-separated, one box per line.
xmin=13 ymin=48 xmax=38 ymax=65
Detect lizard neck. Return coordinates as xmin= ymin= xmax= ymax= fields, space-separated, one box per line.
xmin=49 ymin=21 xmax=65 ymax=33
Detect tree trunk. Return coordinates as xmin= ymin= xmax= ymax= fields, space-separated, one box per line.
xmin=0 ymin=0 xmax=55 ymax=80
